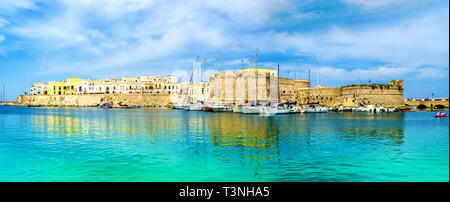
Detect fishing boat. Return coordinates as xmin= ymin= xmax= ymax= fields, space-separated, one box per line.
xmin=203 ymin=106 xmax=213 ymax=112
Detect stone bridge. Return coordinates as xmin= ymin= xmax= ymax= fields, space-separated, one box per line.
xmin=405 ymin=98 xmax=449 ymax=109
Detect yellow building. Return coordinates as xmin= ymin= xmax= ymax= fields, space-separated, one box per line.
xmin=64 ymin=78 xmax=85 ymax=95
xmin=46 ymin=78 xmax=85 ymax=95
xmin=47 ymin=81 xmax=66 ymax=95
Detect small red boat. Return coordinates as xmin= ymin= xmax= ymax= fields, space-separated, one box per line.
xmin=435 ymin=112 xmax=448 ymax=117
xmin=204 ymin=107 xmax=213 ymax=112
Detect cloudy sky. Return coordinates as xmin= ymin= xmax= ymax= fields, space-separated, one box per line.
xmin=0 ymin=0 xmax=448 ymax=100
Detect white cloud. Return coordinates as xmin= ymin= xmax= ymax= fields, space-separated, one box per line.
xmin=253 ymin=7 xmax=449 ymax=68
xmin=0 ymin=18 xmax=9 ymax=28
xmin=318 ymin=65 xmax=448 ymax=81
xmin=8 ymin=0 xmax=294 ymax=74
xmin=2 ymin=0 xmax=448 ymax=86
xmin=0 ymin=0 xmax=37 ymax=13
xmin=341 ymin=0 xmax=397 ymax=9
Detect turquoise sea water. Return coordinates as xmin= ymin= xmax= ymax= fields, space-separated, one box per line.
xmin=0 ymin=106 xmax=448 ymax=182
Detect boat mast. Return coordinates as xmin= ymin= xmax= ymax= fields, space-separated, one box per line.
xmin=241 ymin=59 xmax=244 ymax=105
xmin=358 ymin=78 xmax=361 ymax=106
xmin=184 ymin=71 xmax=194 ymax=106
xmin=203 ymin=57 xmax=206 ymax=105
xmin=277 ymin=64 xmax=280 ymax=107
xmin=308 ymin=69 xmax=311 ymax=104
xmin=256 ymin=48 xmax=259 ymax=106
xmin=196 ymin=56 xmax=200 ymax=104
xmin=316 ymin=63 xmax=319 ymax=105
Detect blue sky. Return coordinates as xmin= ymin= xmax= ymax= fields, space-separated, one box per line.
xmin=0 ymin=0 xmax=448 ymax=101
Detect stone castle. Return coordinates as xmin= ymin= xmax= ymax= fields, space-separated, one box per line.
xmin=297 ymin=80 xmax=405 ymax=107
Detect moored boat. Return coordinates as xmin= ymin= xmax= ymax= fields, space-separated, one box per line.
xmin=211 ymin=105 xmax=233 ymax=112
xmin=203 ymin=106 xmax=213 ymax=112
xmin=260 ymin=107 xmax=291 ymax=116
xmin=304 ymin=106 xmax=328 ymax=113
xmin=232 ymin=106 xmax=242 ymax=113
xmin=435 ymin=112 xmax=448 ymax=117
xmin=240 ymin=106 xmax=263 ymax=114
xmin=188 ymin=104 xmax=204 ymax=111
xmin=99 ymin=102 xmax=112 ymax=108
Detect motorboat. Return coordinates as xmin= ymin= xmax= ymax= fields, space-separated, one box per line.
xmin=240 ymin=106 xmax=264 ymax=114
xmin=188 ymin=104 xmax=204 ymax=111
xmin=289 ymin=106 xmax=304 ymax=113
xmin=260 ymin=107 xmax=291 ymax=116
xmin=211 ymin=105 xmax=233 ymax=112
xmin=172 ymin=104 xmax=186 ymax=110
xmin=304 ymin=106 xmax=328 ymax=113
xmin=435 ymin=112 xmax=448 ymax=117
xmin=232 ymin=105 xmax=242 ymax=113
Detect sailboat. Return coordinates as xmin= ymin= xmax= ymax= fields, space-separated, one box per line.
xmin=188 ymin=56 xmax=204 ymax=111
xmin=260 ymin=64 xmax=291 ymax=116
xmin=173 ymin=71 xmax=193 ymax=110
xmin=233 ymin=59 xmax=245 ymax=113
xmin=241 ymin=49 xmax=266 ymax=114
xmin=304 ymin=63 xmax=327 ymax=113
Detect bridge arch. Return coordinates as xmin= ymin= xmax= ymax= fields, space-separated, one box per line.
xmin=417 ymin=104 xmax=427 ymax=109
xmin=435 ymin=104 xmax=445 ymax=109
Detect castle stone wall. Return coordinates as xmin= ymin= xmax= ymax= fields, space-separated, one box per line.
xmin=296 ymin=80 xmax=405 ymax=107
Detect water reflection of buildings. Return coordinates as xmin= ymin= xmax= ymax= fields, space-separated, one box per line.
xmin=203 ymin=112 xmax=407 ymax=163
xmin=27 ymin=109 xmax=407 ymax=181
xmin=205 ymin=113 xmax=281 ymax=160
xmin=28 ymin=109 xmax=190 ymax=142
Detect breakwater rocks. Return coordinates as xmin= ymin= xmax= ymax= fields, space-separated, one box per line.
xmin=16 ymin=94 xmax=172 ymax=107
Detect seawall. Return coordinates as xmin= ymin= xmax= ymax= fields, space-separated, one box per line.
xmin=16 ymin=94 xmax=172 ymax=106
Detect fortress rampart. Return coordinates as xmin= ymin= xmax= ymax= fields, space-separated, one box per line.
xmin=296 ymin=80 xmax=405 ymax=107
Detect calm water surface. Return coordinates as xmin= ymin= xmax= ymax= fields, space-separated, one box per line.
xmin=0 ymin=106 xmax=448 ymax=182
